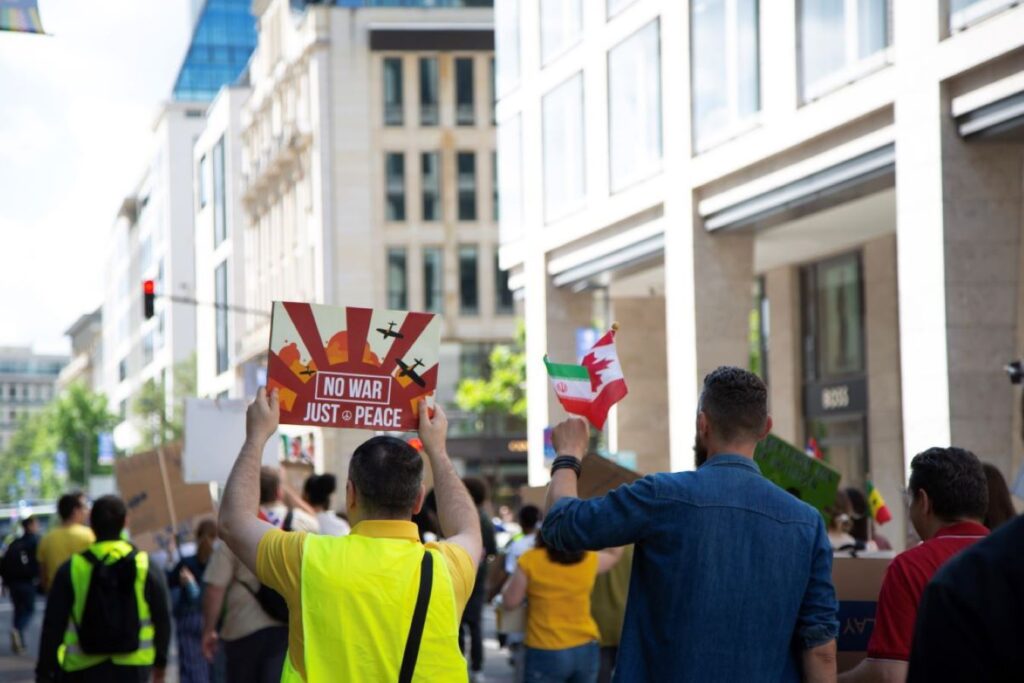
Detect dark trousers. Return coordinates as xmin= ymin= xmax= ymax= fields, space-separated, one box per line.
xmin=598 ymin=646 xmax=618 ymax=683
xmin=223 ymin=626 xmax=288 ymax=683
xmin=60 ymin=662 xmax=152 ymax=682
xmin=8 ymin=581 xmax=36 ymax=633
xmin=459 ymin=586 xmax=485 ymax=672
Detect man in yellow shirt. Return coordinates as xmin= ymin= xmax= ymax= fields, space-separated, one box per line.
xmin=37 ymin=491 xmax=94 ymax=592
xmin=218 ymin=389 xmax=482 ymax=682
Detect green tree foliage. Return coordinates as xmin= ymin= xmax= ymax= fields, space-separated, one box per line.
xmin=131 ymin=354 xmax=196 ymax=450
xmin=0 ymin=382 xmax=116 ymax=502
xmin=455 ymin=322 xmax=526 ymax=420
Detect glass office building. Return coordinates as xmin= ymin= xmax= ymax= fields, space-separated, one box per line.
xmin=172 ymin=0 xmax=258 ymax=102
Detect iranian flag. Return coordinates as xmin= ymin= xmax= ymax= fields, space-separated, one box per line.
xmin=544 ymin=327 xmax=628 ymax=430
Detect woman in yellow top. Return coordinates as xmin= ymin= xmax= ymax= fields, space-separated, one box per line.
xmin=502 ymin=534 xmax=622 ymax=682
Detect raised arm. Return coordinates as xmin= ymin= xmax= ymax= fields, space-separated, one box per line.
xmin=218 ymin=387 xmax=278 ymax=573
xmin=418 ymin=401 xmax=483 ymax=565
xmin=544 ymin=417 xmax=588 ymax=512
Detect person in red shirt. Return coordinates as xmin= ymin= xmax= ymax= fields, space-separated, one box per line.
xmin=839 ymin=447 xmax=989 ymax=683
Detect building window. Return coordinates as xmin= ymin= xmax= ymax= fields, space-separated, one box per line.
xmin=387 ymin=248 xmax=408 ymax=310
xmin=455 ymin=57 xmax=475 ymax=126
xmin=459 ymin=245 xmax=479 ymax=315
xmin=215 ymin=260 xmax=229 ymax=375
xmin=498 ymin=115 xmax=523 ymax=242
xmin=496 ymin=0 xmax=521 ymax=95
xmin=495 ymin=253 xmax=514 ymax=314
xmin=423 ymin=247 xmax=443 ymax=314
xmin=421 ymin=152 xmax=441 ymax=221
xmin=213 ymin=136 xmax=227 ymax=246
xmin=385 ymin=153 xmax=406 ymax=221
xmin=540 ymin=0 xmax=583 ymax=64
xmin=608 ymin=19 xmax=662 ymax=191
xmin=542 ymin=73 xmax=585 ymax=222
xmin=419 ymin=57 xmax=439 ymax=126
xmin=802 ymin=253 xmax=864 ymax=380
xmin=950 ymin=0 xmax=1018 ymax=32
xmin=198 ymin=154 xmax=209 ymax=208
xmin=383 ymin=57 xmax=404 ymax=126
xmin=457 ymin=152 xmax=477 ymax=221
xmin=491 ymin=151 xmax=499 ymax=221
xmin=691 ymin=0 xmax=759 ymax=151
xmin=798 ymin=0 xmax=889 ymax=102
xmin=118 ymin=358 xmax=127 ymax=383
xmin=489 ymin=57 xmax=497 ymax=124
xmin=143 ymin=329 xmax=155 ymax=366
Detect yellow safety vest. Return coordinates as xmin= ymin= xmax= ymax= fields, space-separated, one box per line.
xmin=59 ymin=540 xmax=155 ymax=672
xmin=280 ymin=533 xmax=467 ymax=683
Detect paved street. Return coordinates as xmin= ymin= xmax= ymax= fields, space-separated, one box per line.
xmin=0 ymin=596 xmax=512 ymax=683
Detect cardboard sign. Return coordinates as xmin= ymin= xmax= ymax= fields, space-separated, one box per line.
xmin=182 ymin=398 xmax=280 ymax=484
xmin=832 ymin=556 xmax=893 ymax=672
xmin=114 ymin=445 xmax=214 ymax=535
xmin=267 ymin=302 xmax=441 ymax=432
xmin=754 ymin=434 xmax=841 ymax=520
xmin=579 ymin=453 xmax=641 ymax=499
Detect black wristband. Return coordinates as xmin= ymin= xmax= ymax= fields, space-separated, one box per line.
xmin=551 ymin=455 xmax=582 ymax=478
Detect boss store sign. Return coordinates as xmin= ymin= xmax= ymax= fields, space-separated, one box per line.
xmin=803 ymin=378 xmax=867 ymax=418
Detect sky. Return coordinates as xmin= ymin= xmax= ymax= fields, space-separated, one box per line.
xmin=0 ymin=0 xmax=194 ymax=355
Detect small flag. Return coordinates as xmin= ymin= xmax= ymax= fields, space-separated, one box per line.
xmin=545 ymin=326 xmax=628 ymax=430
xmin=805 ymin=437 xmax=823 ymax=460
xmin=0 ymin=0 xmax=45 ymax=34
xmin=866 ymin=480 xmax=892 ymax=525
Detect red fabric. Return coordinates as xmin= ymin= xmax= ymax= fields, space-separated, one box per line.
xmin=866 ymin=522 xmax=989 ymax=661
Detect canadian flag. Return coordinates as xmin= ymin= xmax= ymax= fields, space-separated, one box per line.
xmin=544 ymin=328 xmax=628 ymax=430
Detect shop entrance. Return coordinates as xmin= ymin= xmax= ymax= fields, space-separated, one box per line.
xmin=801 ymin=252 xmax=869 ymax=490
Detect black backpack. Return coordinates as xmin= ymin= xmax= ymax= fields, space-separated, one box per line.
xmin=240 ymin=508 xmax=293 ymax=623
xmin=0 ymin=535 xmax=37 ymax=583
xmin=75 ymin=549 xmax=142 ymax=654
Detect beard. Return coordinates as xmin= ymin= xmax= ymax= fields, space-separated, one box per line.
xmin=694 ymin=432 xmax=709 ymax=467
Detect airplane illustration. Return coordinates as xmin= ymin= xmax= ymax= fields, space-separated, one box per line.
xmin=375 ymin=321 xmax=405 ymax=340
xmin=299 ymin=363 xmax=317 ymax=377
xmin=395 ymin=358 xmax=426 ymax=388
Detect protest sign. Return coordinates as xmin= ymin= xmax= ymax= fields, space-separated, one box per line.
xmin=267 ymin=302 xmax=441 ymax=432
xmin=579 ymin=453 xmax=641 ymax=498
xmin=115 ymin=444 xmax=213 ymax=536
xmin=182 ymin=398 xmax=280 ymax=484
xmin=832 ymin=556 xmax=892 ymax=672
xmin=754 ymin=434 xmax=841 ymax=520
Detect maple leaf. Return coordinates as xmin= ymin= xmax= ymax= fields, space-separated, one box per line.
xmin=581 ymin=352 xmax=614 ymax=392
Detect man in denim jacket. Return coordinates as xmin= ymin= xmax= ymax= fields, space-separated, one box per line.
xmin=543 ymin=366 xmax=839 ymax=682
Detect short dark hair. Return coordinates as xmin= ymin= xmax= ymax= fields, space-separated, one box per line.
xmin=259 ymin=467 xmax=282 ymax=505
xmin=462 ymin=477 xmax=488 ymax=507
xmin=699 ymin=366 xmax=768 ymax=442
xmin=21 ymin=516 xmax=37 ymax=532
xmin=518 ymin=505 xmax=541 ymax=533
xmin=349 ymin=436 xmax=423 ymax=517
xmin=303 ymin=473 xmax=337 ymax=508
xmin=90 ymin=495 xmax=127 ymax=541
xmin=536 ymin=527 xmax=585 ymax=565
xmin=57 ymin=491 xmax=86 ymax=522
xmin=909 ymin=447 xmax=988 ymax=522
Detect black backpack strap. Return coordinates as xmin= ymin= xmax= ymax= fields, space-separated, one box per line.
xmin=283 ymin=508 xmax=294 ymax=532
xmin=398 ymin=550 xmax=433 ymax=683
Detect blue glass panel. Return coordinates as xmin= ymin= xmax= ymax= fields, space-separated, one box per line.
xmin=172 ymin=0 xmax=257 ymax=102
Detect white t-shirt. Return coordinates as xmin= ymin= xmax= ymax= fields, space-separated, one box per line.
xmin=504 ymin=532 xmax=537 ymax=574
xmin=316 ymin=511 xmax=351 ymax=537
xmin=261 ymin=503 xmax=320 ymax=533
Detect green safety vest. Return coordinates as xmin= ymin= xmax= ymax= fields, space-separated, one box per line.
xmin=280 ymin=534 xmax=466 ymax=682
xmin=59 ymin=540 xmax=155 ymax=672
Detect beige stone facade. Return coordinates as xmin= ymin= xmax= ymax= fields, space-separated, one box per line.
xmin=498 ymin=0 xmax=1024 ymax=548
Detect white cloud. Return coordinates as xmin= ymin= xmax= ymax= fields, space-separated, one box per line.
xmin=0 ymin=0 xmax=192 ymax=354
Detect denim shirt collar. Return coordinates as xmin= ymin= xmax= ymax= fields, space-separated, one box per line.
xmin=699 ymin=454 xmax=761 ymax=474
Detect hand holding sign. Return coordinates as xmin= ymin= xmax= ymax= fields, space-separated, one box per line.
xmin=417 ymin=400 xmax=447 ymax=456
xmin=246 ymin=387 xmax=280 ymax=445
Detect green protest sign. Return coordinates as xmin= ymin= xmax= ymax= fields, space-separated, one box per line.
xmin=754 ymin=434 xmax=841 ymax=521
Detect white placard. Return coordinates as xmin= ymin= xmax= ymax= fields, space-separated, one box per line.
xmin=183 ymin=398 xmax=280 ymax=484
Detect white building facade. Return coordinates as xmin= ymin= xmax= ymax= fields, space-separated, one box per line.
xmin=229 ymin=0 xmax=516 ymax=480
xmin=498 ymin=0 xmax=1024 ymax=546
xmin=0 ymin=348 xmax=66 ymax=454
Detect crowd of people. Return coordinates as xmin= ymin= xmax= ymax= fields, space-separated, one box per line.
xmin=0 ymin=369 xmax=1021 ymax=681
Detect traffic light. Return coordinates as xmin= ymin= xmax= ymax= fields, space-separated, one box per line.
xmin=143 ymin=280 xmax=156 ymax=319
